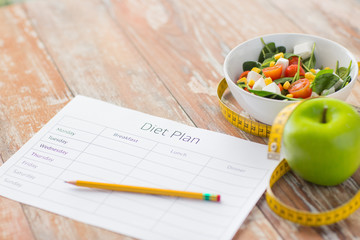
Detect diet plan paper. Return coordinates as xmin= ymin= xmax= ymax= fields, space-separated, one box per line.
xmin=0 ymin=95 xmax=278 ymax=240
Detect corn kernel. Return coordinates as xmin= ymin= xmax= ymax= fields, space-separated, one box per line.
xmin=270 ymin=61 xmax=275 ymax=67
xmin=310 ymin=68 xmax=316 ymax=74
xmin=305 ymin=72 xmax=315 ymax=82
xmin=286 ymin=94 xmax=293 ymax=98
xmin=264 ymin=77 xmax=272 ymax=85
xmin=251 ymin=67 xmax=261 ymax=73
xmin=248 ymin=79 xmax=255 ymax=87
xmin=283 ymin=81 xmax=290 ymax=90
xmin=237 ymin=77 xmax=247 ymax=84
xmin=274 ymin=52 xmax=284 ymax=60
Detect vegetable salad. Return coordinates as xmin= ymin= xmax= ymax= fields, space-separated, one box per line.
xmin=236 ymin=38 xmax=352 ymax=100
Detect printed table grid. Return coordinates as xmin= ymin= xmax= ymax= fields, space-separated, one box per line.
xmin=0 ymin=108 xmax=274 ymax=240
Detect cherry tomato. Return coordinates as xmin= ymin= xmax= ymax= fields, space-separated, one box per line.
xmin=288 ymin=56 xmax=300 ymax=65
xmin=262 ymin=65 xmax=282 ymax=80
xmin=277 ymin=83 xmax=283 ymax=92
xmin=239 ymin=71 xmax=250 ymax=79
xmin=285 ymin=65 xmax=305 ymax=77
xmin=288 ymin=78 xmax=312 ymax=98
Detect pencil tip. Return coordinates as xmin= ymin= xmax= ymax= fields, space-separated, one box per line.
xmin=65 ymin=180 xmax=75 ymax=185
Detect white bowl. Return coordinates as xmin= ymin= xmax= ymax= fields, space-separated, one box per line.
xmin=223 ymin=33 xmax=358 ymax=125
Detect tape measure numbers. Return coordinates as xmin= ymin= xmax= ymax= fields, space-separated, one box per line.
xmin=267 ymin=102 xmax=360 ymax=226
xmin=217 ymin=78 xmax=360 ymax=226
xmin=266 ymin=161 xmax=360 ymax=226
xmin=267 ymin=102 xmax=300 ymax=160
xmin=217 ymin=78 xmax=271 ymax=138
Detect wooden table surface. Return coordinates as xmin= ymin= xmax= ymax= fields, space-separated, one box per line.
xmin=1 ymin=0 xmax=360 ymax=239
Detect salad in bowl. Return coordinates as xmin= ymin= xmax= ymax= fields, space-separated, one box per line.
xmin=223 ymin=33 xmax=358 ymax=125
xmin=236 ymin=38 xmax=353 ymax=100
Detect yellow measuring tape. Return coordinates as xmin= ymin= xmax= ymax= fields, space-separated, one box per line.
xmin=217 ymin=78 xmax=271 ymax=138
xmin=217 ymin=78 xmax=360 ymax=226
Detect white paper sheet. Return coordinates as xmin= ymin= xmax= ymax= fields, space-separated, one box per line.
xmin=0 ymin=96 xmax=278 ymax=240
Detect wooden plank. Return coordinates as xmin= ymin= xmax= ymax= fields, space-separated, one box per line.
xmin=0 ymin=153 xmax=35 ymax=240
xmin=175 ymin=1 xmax=360 ymax=238
xmin=0 ymin=3 xmax=126 ymax=240
xmin=24 ymin=0 xmax=193 ymax=125
xmin=103 ymin=0 xmax=267 ymax=144
xmin=233 ymin=205 xmax=282 ymax=240
xmin=0 ymin=4 xmax=73 ymax=240
xmin=177 ymin=0 xmax=303 ymax=47
xmin=254 ymin=1 xmax=360 ymax=238
xmin=22 ymin=2 xmax=271 ymax=237
xmin=0 ymin=197 xmax=34 ymax=240
xmin=260 ymin=170 xmax=360 ymax=239
xmin=21 ymin=207 xmax=129 ymax=240
xmin=103 ymin=0 xmax=277 ymax=239
xmin=21 ymin=0 xmax=205 ymax=239
xmin=0 ymin=0 xmax=358 ymax=239
xmin=0 ymin=6 xmax=72 ymax=151
xmin=273 ymin=0 xmax=360 ymax=58
xmin=270 ymin=0 xmax=360 ymax=107
xmin=104 ymin=0 xmax=360 ymax=239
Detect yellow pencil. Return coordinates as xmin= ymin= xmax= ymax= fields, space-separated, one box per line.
xmin=65 ymin=180 xmax=221 ymax=202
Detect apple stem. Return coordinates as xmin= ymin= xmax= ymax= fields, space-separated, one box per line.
xmin=322 ymin=105 xmax=328 ymax=123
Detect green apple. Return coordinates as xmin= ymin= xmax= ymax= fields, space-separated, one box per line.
xmin=283 ymin=97 xmax=360 ymax=186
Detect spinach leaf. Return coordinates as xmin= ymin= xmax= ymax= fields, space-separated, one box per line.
xmin=237 ymin=82 xmax=249 ymax=88
xmin=302 ymin=63 xmax=310 ymax=73
xmin=274 ymin=77 xmax=293 ymax=84
xmin=237 ymin=82 xmax=296 ymax=100
xmin=264 ymin=52 xmax=276 ymax=60
xmin=341 ymin=75 xmax=351 ymax=88
xmin=276 ymin=46 xmax=286 ymax=53
xmin=247 ymin=89 xmax=298 ymax=100
xmin=335 ymin=60 xmax=340 ymax=75
xmin=261 ymin=57 xmax=275 ymax=68
xmin=262 ymin=52 xmax=276 ymax=62
xmin=303 ymin=43 xmax=316 ymax=70
xmin=284 ymin=53 xmax=298 ymax=59
xmin=311 ymin=72 xmax=340 ymax=94
xmin=243 ymin=61 xmax=261 ymax=71
xmin=281 ymin=89 xmax=289 ymax=96
xmin=303 ymin=55 xmax=316 ymax=70
xmin=264 ymin=42 xmax=276 ymax=53
xmin=338 ymin=67 xmax=349 ymax=79
xmin=316 ymin=69 xmax=333 ymax=77
xmin=258 ymin=38 xmax=277 ymax=62
xmin=338 ymin=60 xmax=352 ymax=79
